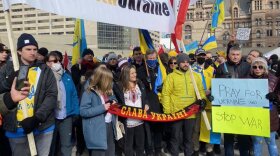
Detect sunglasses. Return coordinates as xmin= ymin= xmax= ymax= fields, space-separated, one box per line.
xmin=48 ymin=60 xmax=58 ymax=63
xmin=169 ymin=62 xmax=177 ymax=65
xmin=252 ymin=65 xmax=264 ymax=70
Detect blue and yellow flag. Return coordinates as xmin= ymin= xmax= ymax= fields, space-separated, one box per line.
xmin=200 ymin=111 xmax=221 ymax=144
xmin=138 ymin=29 xmax=166 ymax=94
xmin=211 ymin=0 xmax=225 ymax=30
xmin=185 ymin=41 xmax=198 ymax=54
xmin=72 ymin=19 xmax=87 ymax=65
xmin=202 ymin=36 xmax=218 ymax=51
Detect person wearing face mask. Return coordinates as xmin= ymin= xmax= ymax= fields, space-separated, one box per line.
xmin=191 ymin=49 xmax=215 ymax=156
xmin=46 ymin=51 xmax=79 ymax=156
xmin=136 ymin=49 xmax=166 ymax=156
xmin=162 ymin=53 xmax=207 ymax=156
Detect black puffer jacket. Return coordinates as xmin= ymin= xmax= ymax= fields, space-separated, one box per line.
xmin=216 ymin=60 xmax=251 ymax=78
xmin=0 ymin=61 xmax=57 ymax=132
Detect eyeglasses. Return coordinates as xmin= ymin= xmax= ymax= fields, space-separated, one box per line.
xmin=48 ymin=60 xmax=58 ymax=63
xmin=252 ymin=65 xmax=264 ymax=70
xmin=169 ymin=62 xmax=177 ymax=65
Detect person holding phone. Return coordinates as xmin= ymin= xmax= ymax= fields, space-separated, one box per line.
xmin=0 ymin=33 xmax=57 ymax=156
xmin=80 ymin=65 xmax=117 ymax=156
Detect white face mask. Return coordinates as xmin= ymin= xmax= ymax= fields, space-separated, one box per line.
xmin=52 ymin=63 xmax=62 ymax=72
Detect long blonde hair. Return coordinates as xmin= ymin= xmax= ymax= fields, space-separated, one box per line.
xmin=88 ymin=66 xmax=113 ymax=95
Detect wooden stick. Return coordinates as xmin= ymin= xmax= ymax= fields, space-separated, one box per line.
xmin=4 ymin=10 xmax=37 ymax=156
xmin=199 ymin=20 xmax=209 ymax=46
xmin=180 ymin=40 xmax=211 ymax=130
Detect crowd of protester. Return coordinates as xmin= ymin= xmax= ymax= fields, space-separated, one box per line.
xmin=0 ymin=33 xmax=280 ymax=156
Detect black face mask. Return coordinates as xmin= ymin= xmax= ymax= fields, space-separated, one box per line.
xmin=197 ymin=58 xmax=205 ymax=65
xmin=205 ymin=58 xmax=213 ymax=65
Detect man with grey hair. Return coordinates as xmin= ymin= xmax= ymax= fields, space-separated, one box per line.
xmin=246 ymin=49 xmax=263 ymax=64
xmin=216 ymin=45 xmax=251 ymax=156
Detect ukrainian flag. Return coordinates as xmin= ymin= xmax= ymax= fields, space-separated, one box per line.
xmin=72 ymin=19 xmax=87 ymax=65
xmin=138 ymin=29 xmax=166 ymax=94
xmin=202 ymin=36 xmax=218 ymax=51
xmin=211 ymin=0 xmax=225 ymax=30
xmin=200 ymin=112 xmax=221 ymax=144
xmin=185 ymin=41 xmax=198 ymax=54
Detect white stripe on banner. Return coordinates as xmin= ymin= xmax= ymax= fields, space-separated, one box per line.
xmin=3 ymin=0 xmax=176 ymax=33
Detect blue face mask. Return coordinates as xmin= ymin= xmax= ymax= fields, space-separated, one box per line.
xmin=146 ymin=59 xmax=157 ymax=68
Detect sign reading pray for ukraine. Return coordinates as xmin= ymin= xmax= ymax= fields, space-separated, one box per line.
xmin=211 ymin=79 xmax=269 ymax=107
xmin=3 ymin=0 xmax=176 ymax=33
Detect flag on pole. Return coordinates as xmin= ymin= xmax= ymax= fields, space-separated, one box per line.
xmin=211 ymin=0 xmax=225 ymax=30
xmin=158 ymin=45 xmax=165 ymax=55
xmin=72 ymin=19 xmax=87 ymax=65
xmin=185 ymin=41 xmax=199 ymax=53
xmin=202 ymin=36 xmax=218 ymax=51
xmin=174 ymin=0 xmax=191 ymax=40
xmin=138 ymin=29 xmax=167 ymax=94
xmin=200 ymin=111 xmax=221 ymax=144
xmin=63 ymin=51 xmax=69 ymax=70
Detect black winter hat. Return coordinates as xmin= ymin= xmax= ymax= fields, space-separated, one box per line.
xmin=38 ymin=47 xmax=48 ymax=57
xmin=177 ymin=53 xmax=190 ymax=65
xmin=17 ymin=33 xmax=38 ymax=50
xmin=82 ymin=48 xmax=94 ymax=57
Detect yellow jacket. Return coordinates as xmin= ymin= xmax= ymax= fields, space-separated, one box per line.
xmin=161 ymin=69 xmax=206 ymax=118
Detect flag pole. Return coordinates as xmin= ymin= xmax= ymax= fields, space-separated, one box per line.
xmin=4 ymin=10 xmax=37 ymax=156
xmin=231 ymin=0 xmax=234 ymax=34
xmin=199 ymin=20 xmax=209 ymax=46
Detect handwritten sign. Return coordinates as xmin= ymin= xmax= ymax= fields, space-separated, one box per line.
xmin=212 ymin=79 xmax=269 ymax=107
xmin=212 ymin=106 xmax=270 ymax=137
xmin=236 ymin=28 xmax=251 ymax=41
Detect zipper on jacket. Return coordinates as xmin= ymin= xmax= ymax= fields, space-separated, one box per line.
xmin=184 ymin=73 xmax=188 ymax=95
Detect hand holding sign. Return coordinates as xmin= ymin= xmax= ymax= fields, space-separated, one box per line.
xmin=236 ymin=28 xmax=251 ymax=41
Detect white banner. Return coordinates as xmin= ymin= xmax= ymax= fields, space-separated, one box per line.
xmin=3 ymin=0 xmax=176 ymax=33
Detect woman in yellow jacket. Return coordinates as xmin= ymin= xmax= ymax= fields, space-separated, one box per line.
xmin=162 ymin=53 xmax=206 ymax=156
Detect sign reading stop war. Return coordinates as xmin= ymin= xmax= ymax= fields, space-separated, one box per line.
xmin=212 ymin=106 xmax=270 ymax=137
xmin=212 ymin=79 xmax=269 ymax=107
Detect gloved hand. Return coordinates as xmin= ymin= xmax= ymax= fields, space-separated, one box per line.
xmin=197 ymin=99 xmax=207 ymax=111
xmin=20 ymin=116 xmax=39 ymax=134
xmin=266 ymin=92 xmax=278 ymax=102
xmin=207 ymin=94 xmax=214 ymax=102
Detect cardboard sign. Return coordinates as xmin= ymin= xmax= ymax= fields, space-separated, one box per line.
xmin=212 ymin=106 xmax=270 ymax=137
xmin=236 ymin=28 xmax=251 ymax=41
xmin=212 ymin=79 xmax=269 ymax=107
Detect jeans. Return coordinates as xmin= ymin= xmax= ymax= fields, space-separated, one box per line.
xmin=9 ymin=131 xmax=53 ymax=156
xmin=252 ymin=131 xmax=279 ymax=156
xmin=169 ymin=118 xmax=196 ymax=156
xmin=50 ymin=116 xmax=73 ymax=156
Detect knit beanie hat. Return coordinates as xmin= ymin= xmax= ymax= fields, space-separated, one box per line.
xmin=107 ymin=53 xmax=118 ymax=61
xmin=38 ymin=47 xmax=48 ymax=57
xmin=118 ymin=58 xmax=128 ymax=69
xmin=177 ymin=53 xmax=190 ymax=64
xmin=17 ymin=33 xmax=38 ymax=50
xmin=82 ymin=48 xmax=94 ymax=57
xmin=252 ymin=57 xmax=268 ymax=67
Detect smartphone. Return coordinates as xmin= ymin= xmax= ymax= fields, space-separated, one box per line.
xmin=15 ymin=65 xmax=29 ymax=91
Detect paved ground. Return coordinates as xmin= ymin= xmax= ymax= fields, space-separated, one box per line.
xmin=71 ymin=138 xmax=280 ymax=156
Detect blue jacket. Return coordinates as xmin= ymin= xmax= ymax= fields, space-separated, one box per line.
xmin=80 ymin=89 xmax=116 ymax=150
xmin=62 ymin=72 xmax=79 ymax=116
